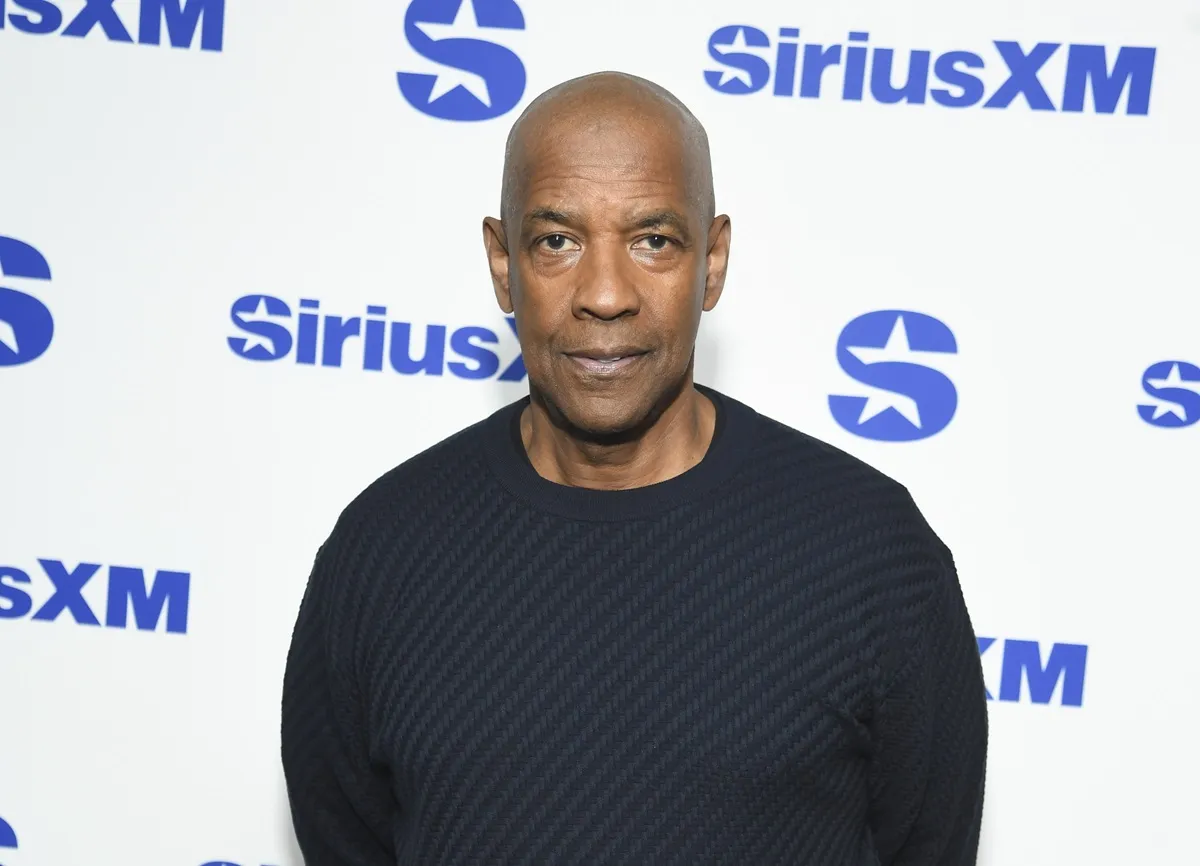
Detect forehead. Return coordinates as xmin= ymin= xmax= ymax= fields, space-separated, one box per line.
xmin=516 ymin=112 xmax=699 ymax=215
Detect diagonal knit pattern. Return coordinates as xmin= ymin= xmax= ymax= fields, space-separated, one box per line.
xmin=282 ymin=387 xmax=988 ymax=865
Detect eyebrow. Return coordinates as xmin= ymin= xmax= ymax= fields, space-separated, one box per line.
xmin=524 ymin=207 xmax=579 ymax=228
xmin=521 ymin=207 xmax=694 ymax=242
xmin=631 ymin=210 xmax=692 ymax=240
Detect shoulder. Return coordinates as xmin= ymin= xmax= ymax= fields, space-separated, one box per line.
xmin=317 ymin=403 xmax=512 ymax=564
xmin=734 ymin=399 xmax=964 ymax=690
xmin=733 ymin=394 xmax=928 ymax=529
xmin=302 ymin=405 xmax=514 ymax=643
xmin=352 ymin=416 xmax=493 ymax=517
xmin=729 ymin=392 xmax=955 ymax=598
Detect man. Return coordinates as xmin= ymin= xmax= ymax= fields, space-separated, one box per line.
xmin=282 ymin=72 xmax=987 ymax=865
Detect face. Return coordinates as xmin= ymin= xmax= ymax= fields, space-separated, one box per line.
xmin=483 ymin=108 xmax=731 ymax=437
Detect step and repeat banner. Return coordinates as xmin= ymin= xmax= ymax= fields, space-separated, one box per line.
xmin=1 ymin=1 xmax=1196 ymax=864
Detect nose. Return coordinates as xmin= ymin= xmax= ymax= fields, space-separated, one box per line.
xmin=572 ymin=237 xmax=640 ymax=321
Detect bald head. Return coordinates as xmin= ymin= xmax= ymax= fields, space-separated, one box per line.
xmin=480 ymin=72 xmax=732 ymax=440
xmin=500 ymin=72 xmax=715 ymax=231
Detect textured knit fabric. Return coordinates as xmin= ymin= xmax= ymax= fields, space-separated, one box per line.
xmin=281 ymin=385 xmax=988 ymax=866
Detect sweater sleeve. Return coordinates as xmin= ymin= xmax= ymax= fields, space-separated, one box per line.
xmin=281 ymin=542 xmax=398 ymax=865
xmin=867 ymin=554 xmax=989 ymax=866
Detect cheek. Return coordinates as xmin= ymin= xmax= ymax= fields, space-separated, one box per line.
xmin=513 ymin=280 xmax=570 ymax=334
xmin=512 ymin=296 xmax=572 ymax=374
xmin=647 ymin=281 xmax=705 ymax=345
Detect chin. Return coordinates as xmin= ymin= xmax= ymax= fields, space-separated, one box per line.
xmin=551 ymin=391 xmax=659 ymax=442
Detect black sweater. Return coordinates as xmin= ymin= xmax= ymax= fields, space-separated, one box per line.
xmin=281 ymin=386 xmax=988 ymax=865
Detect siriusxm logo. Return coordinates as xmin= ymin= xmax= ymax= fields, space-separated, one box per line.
xmin=979 ymin=638 xmax=1088 ymax=707
xmin=829 ymin=310 xmax=957 ymax=442
xmin=228 ymin=295 xmax=526 ymax=381
xmin=0 ymin=236 xmax=53 ymax=367
xmin=0 ymin=815 xmax=15 ymax=866
xmin=0 ymin=558 xmax=191 ymax=634
xmin=398 ymin=0 xmax=525 ymax=121
xmin=0 ymin=0 xmax=224 ymax=50
xmin=706 ymin=26 xmax=1155 ymax=115
xmin=1139 ymin=360 xmax=1200 ymax=428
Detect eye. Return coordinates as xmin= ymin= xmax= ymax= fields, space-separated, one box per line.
xmin=539 ymin=233 xmax=578 ymax=252
xmin=634 ymin=234 xmax=673 ymax=251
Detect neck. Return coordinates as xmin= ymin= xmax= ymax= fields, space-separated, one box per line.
xmin=520 ymin=379 xmax=717 ymax=490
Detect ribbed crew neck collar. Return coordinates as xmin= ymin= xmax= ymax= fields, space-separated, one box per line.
xmin=482 ymin=384 xmax=755 ymax=522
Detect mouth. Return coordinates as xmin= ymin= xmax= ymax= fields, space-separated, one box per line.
xmin=564 ymin=349 xmax=650 ymax=375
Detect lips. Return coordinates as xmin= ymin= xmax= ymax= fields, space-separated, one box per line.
xmin=564 ymin=348 xmax=649 ymax=375
xmin=568 ymin=348 xmax=646 ymax=361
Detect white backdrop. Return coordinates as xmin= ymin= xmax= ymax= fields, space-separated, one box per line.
xmin=2 ymin=1 xmax=1197 ymax=864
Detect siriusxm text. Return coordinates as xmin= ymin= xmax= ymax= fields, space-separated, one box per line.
xmin=228 ymin=295 xmax=527 ymax=381
xmin=0 ymin=559 xmax=191 ymax=634
xmin=0 ymin=0 xmax=224 ymax=51
xmin=979 ymin=638 xmax=1087 ymax=707
xmin=706 ymin=27 xmax=1155 ymax=115
xmin=0 ymin=815 xmax=14 ymax=854
xmin=0 ymin=235 xmax=54 ymax=367
xmin=1139 ymin=360 xmax=1200 ymax=428
xmin=398 ymin=0 xmax=526 ymax=121
xmin=830 ymin=310 xmax=958 ymax=442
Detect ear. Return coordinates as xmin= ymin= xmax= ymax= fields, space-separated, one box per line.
xmin=482 ymin=216 xmax=513 ymax=314
xmin=702 ymin=214 xmax=731 ymax=312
